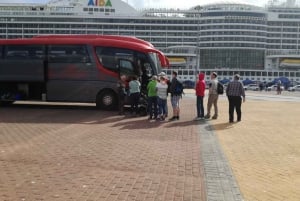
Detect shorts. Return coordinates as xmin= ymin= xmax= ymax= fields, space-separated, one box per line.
xmin=171 ymin=95 xmax=180 ymax=108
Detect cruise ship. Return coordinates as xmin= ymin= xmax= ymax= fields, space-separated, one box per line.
xmin=1 ymin=0 xmax=300 ymax=85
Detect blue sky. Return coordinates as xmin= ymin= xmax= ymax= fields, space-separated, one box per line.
xmin=1 ymin=0 xmax=272 ymax=9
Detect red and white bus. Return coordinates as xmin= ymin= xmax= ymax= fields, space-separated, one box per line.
xmin=0 ymin=35 xmax=169 ymax=109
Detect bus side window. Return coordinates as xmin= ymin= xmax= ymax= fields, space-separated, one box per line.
xmin=96 ymin=47 xmax=117 ymax=71
xmin=5 ymin=45 xmax=44 ymax=60
xmin=0 ymin=45 xmax=3 ymax=59
xmin=119 ymin=59 xmax=134 ymax=75
xmin=96 ymin=47 xmax=134 ymax=73
xmin=49 ymin=45 xmax=90 ymax=63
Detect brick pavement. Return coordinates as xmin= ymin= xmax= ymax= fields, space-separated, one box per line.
xmin=0 ymin=101 xmax=205 ymax=201
xmin=1 ymin=91 xmax=300 ymax=201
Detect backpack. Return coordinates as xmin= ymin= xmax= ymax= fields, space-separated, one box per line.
xmin=217 ymin=82 xmax=224 ymax=95
xmin=174 ymin=80 xmax=184 ymax=95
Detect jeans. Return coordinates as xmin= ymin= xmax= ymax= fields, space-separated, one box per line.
xmin=196 ymin=96 xmax=204 ymax=118
xmin=148 ymin=96 xmax=158 ymax=118
xmin=130 ymin=92 xmax=140 ymax=114
xmin=158 ymin=98 xmax=167 ymax=116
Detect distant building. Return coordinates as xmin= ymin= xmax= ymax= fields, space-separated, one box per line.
xmin=1 ymin=0 xmax=300 ymax=82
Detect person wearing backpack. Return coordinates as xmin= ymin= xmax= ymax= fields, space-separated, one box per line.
xmin=169 ymin=71 xmax=182 ymax=121
xmin=205 ymin=72 xmax=219 ymax=120
xmin=194 ymin=73 xmax=206 ymax=120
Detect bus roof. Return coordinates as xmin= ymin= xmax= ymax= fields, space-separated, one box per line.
xmin=0 ymin=36 xmax=169 ymax=67
xmin=34 ymin=35 xmax=154 ymax=48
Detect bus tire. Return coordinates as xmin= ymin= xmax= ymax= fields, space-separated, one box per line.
xmin=96 ymin=90 xmax=117 ymax=110
xmin=138 ymin=106 xmax=147 ymax=116
xmin=0 ymin=100 xmax=14 ymax=106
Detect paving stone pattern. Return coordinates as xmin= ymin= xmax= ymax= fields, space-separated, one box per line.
xmin=199 ymin=123 xmax=243 ymax=201
xmin=0 ymin=101 xmax=205 ymax=201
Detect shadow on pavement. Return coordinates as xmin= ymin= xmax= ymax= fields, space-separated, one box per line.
xmin=164 ymin=120 xmax=206 ymax=128
xmin=111 ymin=118 xmax=162 ymax=130
xmin=205 ymin=122 xmax=235 ymax=131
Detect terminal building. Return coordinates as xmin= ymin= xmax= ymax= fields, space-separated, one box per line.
xmin=1 ymin=0 xmax=300 ymax=84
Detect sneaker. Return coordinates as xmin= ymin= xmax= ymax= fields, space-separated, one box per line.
xmin=212 ymin=115 xmax=218 ymax=120
xmin=169 ymin=116 xmax=177 ymax=121
xmin=176 ymin=116 xmax=180 ymax=120
xmin=204 ymin=115 xmax=211 ymax=119
xmin=194 ymin=117 xmax=202 ymax=121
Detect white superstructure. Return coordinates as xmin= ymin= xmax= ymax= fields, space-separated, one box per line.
xmin=1 ymin=0 xmax=300 ymax=84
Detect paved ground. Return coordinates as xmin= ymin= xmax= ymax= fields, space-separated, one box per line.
xmin=0 ymin=100 xmax=205 ymax=201
xmin=0 ymin=90 xmax=300 ymax=201
xmin=210 ymin=95 xmax=300 ymax=201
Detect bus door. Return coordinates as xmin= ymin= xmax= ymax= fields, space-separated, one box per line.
xmin=46 ymin=44 xmax=97 ymax=102
xmin=0 ymin=45 xmax=45 ymax=100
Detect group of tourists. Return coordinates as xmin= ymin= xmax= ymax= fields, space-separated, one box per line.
xmin=195 ymin=72 xmax=246 ymax=123
xmin=117 ymin=71 xmax=246 ymax=123
xmin=140 ymin=70 xmax=182 ymax=121
xmin=117 ymin=71 xmax=183 ymax=121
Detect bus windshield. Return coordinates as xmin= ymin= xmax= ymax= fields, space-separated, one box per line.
xmin=148 ymin=52 xmax=162 ymax=74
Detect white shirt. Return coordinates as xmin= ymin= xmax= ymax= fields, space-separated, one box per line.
xmin=156 ymin=82 xmax=168 ymax=100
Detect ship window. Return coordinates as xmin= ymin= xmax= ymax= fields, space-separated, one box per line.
xmin=48 ymin=45 xmax=90 ymax=63
xmin=5 ymin=45 xmax=45 ymax=60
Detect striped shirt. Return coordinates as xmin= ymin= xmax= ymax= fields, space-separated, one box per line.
xmin=226 ymin=80 xmax=245 ymax=98
xmin=156 ymin=82 xmax=168 ymax=100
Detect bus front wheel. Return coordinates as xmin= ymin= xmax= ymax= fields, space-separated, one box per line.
xmin=96 ymin=90 xmax=117 ymax=110
xmin=0 ymin=100 xmax=14 ymax=106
